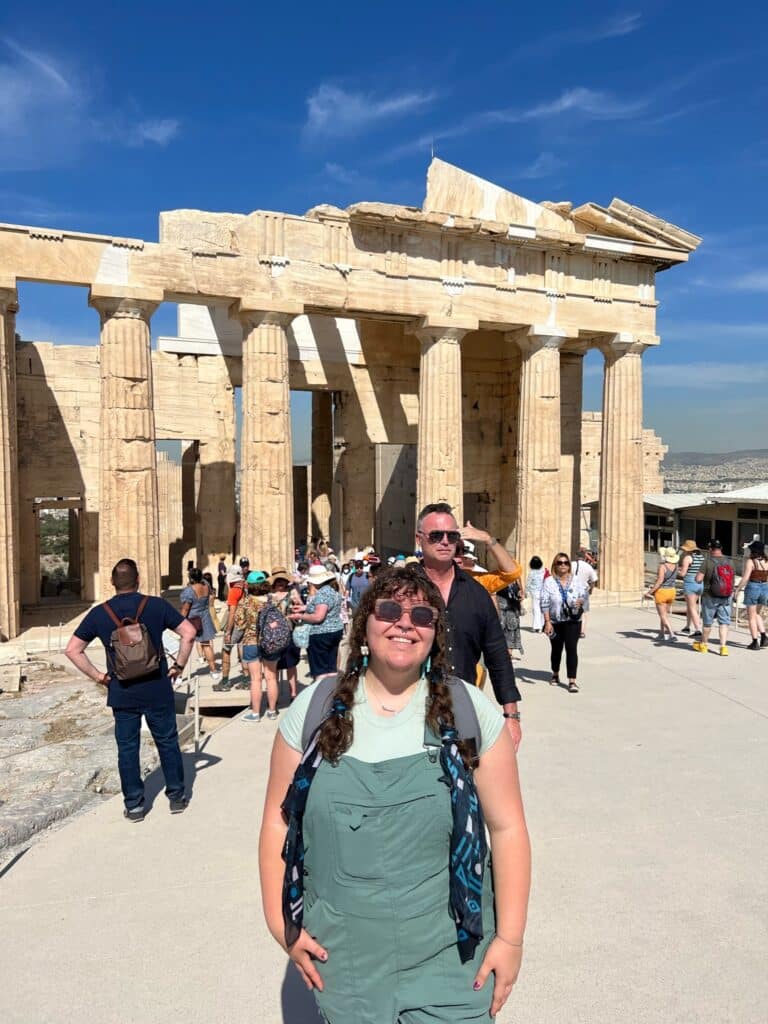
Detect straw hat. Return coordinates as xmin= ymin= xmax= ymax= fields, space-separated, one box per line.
xmin=268 ymin=566 xmax=291 ymax=586
xmin=680 ymin=540 xmax=698 ymax=553
xmin=660 ymin=547 xmax=679 ymax=563
xmin=305 ymin=564 xmax=336 ymax=586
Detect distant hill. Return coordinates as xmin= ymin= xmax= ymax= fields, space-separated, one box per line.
xmin=665 ymin=449 xmax=768 ymax=467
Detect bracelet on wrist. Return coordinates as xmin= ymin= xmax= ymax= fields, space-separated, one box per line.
xmin=503 ymin=712 xmax=521 ymax=721
xmin=494 ymin=933 xmax=524 ymax=948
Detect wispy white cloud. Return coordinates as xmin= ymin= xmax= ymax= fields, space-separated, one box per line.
xmin=660 ymin=320 xmax=768 ymax=342
xmin=0 ymin=38 xmax=181 ymax=170
xmin=510 ymin=12 xmax=642 ymax=60
xmin=515 ymin=152 xmax=565 ymax=180
xmin=304 ymin=84 xmax=437 ymax=140
xmin=728 ymin=271 xmax=768 ymax=291
xmin=644 ymin=362 xmax=768 ymax=387
xmin=324 ymin=162 xmax=367 ymax=186
xmin=0 ymin=190 xmax=79 ymax=223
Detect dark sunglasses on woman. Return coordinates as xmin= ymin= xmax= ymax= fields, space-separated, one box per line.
xmin=373 ymin=599 xmax=438 ymax=628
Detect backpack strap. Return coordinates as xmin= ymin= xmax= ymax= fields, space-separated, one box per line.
xmin=102 ymin=594 xmax=149 ymax=628
xmin=102 ymin=600 xmax=122 ymax=628
xmin=422 ymin=675 xmax=482 ymax=759
xmin=135 ymin=595 xmax=149 ymax=621
xmin=300 ymin=673 xmax=342 ymax=750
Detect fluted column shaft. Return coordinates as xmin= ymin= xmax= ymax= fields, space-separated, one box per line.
xmin=311 ymin=391 xmax=333 ymax=541
xmin=238 ymin=310 xmax=295 ymax=570
xmin=598 ymin=338 xmax=647 ymax=593
xmin=415 ymin=326 xmax=467 ymax=520
xmin=559 ymin=350 xmax=585 ymax=554
xmin=513 ymin=332 xmax=565 ymax=567
xmin=91 ymin=295 xmax=161 ymax=598
xmin=0 ymin=287 xmax=21 ymax=639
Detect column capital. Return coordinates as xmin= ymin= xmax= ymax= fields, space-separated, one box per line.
xmin=230 ymin=298 xmax=303 ymax=329
xmin=0 ymin=282 xmax=19 ymax=314
xmin=89 ymin=286 xmax=162 ymax=322
xmin=597 ymin=332 xmax=658 ymax=359
xmin=507 ymin=326 xmax=572 ymax=356
xmin=410 ymin=315 xmax=476 ymax=347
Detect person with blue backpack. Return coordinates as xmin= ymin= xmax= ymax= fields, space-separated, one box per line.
xmin=259 ymin=565 xmax=531 ymax=1023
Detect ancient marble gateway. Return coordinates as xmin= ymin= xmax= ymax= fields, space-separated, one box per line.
xmin=0 ymin=160 xmax=699 ymax=639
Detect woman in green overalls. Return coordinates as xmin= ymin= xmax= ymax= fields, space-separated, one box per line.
xmin=259 ymin=566 xmax=531 ymax=1022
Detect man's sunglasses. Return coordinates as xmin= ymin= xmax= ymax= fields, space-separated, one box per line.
xmin=373 ymin=599 xmax=438 ymax=628
xmin=421 ymin=530 xmax=461 ymax=545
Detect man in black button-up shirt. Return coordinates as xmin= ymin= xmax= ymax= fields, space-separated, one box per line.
xmin=417 ymin=503 xmax=522 ymax=750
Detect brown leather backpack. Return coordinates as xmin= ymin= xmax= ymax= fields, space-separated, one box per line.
xmin=103 ymin=596 xmax=161 ymax=682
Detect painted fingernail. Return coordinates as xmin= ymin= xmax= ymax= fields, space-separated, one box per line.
xmin=473 ymin=981 xmax=481 ymax=990
xmin=320 ymin=952 xmax=328 ymax=961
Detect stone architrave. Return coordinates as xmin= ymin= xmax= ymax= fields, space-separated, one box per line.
xmin=90 ymin=288 xmax=163 ymax=599
xmin=233 ymin=303 xmax=300 ymax=570
xmin=414 ymin=320 xmax=472 ymax=521
xmin=512 ymin=329 xmax=568 ymax=566
xmin=0 ymin=285 xmax=21 ymax=639
xmin=598 ymin=335 xmax=649 ymax=595
xmin=310 ymin=391 xmax=333 ymax=541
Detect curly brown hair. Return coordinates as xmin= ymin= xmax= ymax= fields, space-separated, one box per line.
xmin=316 ymin=565 xmax=472 ymax=766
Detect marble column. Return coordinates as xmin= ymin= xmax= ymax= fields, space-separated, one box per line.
xmin=196 ymin=355 xmax=236 ymax=571
xmin=415 ymin=323 xmax=468 ymax=521
xmin=598 ymin=336 xmax=648 ymax=594
xmin=311 ymin=391 xmax=333 ymax=541
xmin=235 ymin=306 xmax=297 ymax=570
xmin=0 ymin=286 xmax=21 ymax=639
xmin=559 ymin=347 xmax=586 ymax=555
xmin=90 ymin=291 xmax=162 ymax=599
xmin=513 ymin=329 xmax=566 ymax=567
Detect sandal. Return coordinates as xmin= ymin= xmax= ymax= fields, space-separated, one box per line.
xmin=550 ymin=674 xmax=560 ymax=686
xmin=568 ymin=681 xmax=579 ymax=693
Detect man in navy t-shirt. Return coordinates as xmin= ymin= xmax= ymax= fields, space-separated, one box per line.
xmin=65 ymin=558 xmax=197 ymax=822
xmin=346 ymin=561 xmax=371 ymax=612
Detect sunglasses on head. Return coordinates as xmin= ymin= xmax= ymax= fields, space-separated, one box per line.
xmin=373 ymin=599 xmax=438 ymax=628
xmin=422 ymin=530 xmax=461 ymax=545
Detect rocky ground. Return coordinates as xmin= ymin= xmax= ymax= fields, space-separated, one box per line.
xmin=0 ymin=667 xmax=161 ymax=853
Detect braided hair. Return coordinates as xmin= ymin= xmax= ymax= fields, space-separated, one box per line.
xmin=316 ymin=565 xmax=472 ymax=767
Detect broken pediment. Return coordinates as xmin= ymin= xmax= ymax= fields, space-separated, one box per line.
xmin=423 ymin=158 xmax=576 ymax=235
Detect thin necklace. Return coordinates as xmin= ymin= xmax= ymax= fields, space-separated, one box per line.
xmin=365 ymin=676 xmax=415 ymax=714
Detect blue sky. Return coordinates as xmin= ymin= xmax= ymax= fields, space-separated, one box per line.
xmin=1 ymin=1 xmax=766 ymax=457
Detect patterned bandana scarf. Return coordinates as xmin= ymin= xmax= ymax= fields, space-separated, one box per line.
xmin=280 ymin=701 xmax=488 ymax=962
xmin=439 ymin=723 xmax=488 ymax=963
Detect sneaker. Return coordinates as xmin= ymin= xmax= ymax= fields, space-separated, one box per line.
xmin=720 ymin=646 xmax=729 ymax=657
xmin=692 ymin=642 xmax=708 ymax=653
xmin=265 ymin=710 xmax=279 ymax=720
xmin=233 ymin=678 xmax=250 ymax=690
xmin=668 ymin=633 xmax=678 ymax=642
xmin=124 ymin=805 xmax=145 ymax=823
xmin=243 ymin=711 xmax=261 ymax=722
xmin=212 ymin=678 xmax=234 ymax=692
xmin=747 ymin=639 xmax=760 ymax=651
xmin=761 ymin=634 xmax=768 ymax=648
xmin=169 ymin=796 xmax=188 ymax=814
xmin=210 ymin=672 xmax=222 ymax=683
xmin=680 ymin=627 xmax=691 ymax=635
xmin=692 ymin=631 xmax=702 ymax=639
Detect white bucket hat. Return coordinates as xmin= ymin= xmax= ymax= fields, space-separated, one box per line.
xmin=305 ymin=564 xmax=336 ymax=587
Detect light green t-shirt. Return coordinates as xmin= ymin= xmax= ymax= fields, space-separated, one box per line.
xmin=279 ymin=675 xmax=504 ymax=761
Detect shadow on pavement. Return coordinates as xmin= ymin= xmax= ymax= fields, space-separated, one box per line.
xmin=514 ymin=667 xmax=553 ymax=685
xmin=142 ymin=745 xmax=223 ymax=808
xmin=281 ymin=962 xmax=323 ymax=1023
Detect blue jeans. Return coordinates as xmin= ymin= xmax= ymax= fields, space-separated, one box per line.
xmin=113 ymin=705 xmax=185 ymax=810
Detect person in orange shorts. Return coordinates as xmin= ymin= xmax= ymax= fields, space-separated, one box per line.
xmin=645 ymin=547 xmax=680 ymax=642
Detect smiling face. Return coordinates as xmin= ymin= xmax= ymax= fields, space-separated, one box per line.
xmin=365 ymin=587 xmax=437 ymax=677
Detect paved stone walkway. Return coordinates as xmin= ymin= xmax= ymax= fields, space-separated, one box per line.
xmin=1 ymin=607 xmax=766 ymax=1023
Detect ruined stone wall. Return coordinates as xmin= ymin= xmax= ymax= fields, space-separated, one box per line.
xmin=581 ymin=412 xmax=667 ymax=505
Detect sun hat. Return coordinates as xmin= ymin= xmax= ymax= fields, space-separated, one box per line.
xmin=268 ymin=566 xmax=291 ymax=585
xmin=405 ymin=555 xmax=420 ymax=565
xmin=226 ymin=566 xmax=243 ymax=584
xmin=246 ymin=570 xmax=268 ymax=584
xmin=680 ymin=540 xmax=698 ymax=553
xmin=660 ymin=547 xmax=679 ymax=563
xmin=748 ymin=539 xmax=766 ymax=557
xmin=305 ymin=564 xmax=336 ymax=586
xmin=461 ymin=540 xmax=477 ymax=560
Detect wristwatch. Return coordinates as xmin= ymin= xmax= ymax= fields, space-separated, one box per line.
xmin=503 ymin=712 xmax=521 ymax=721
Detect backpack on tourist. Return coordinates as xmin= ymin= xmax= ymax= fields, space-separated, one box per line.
xmin=103 ymin=596 xmax=161 ymax=682
xmin=258 ymin=597 xmax=293 ymax=658
xmin=709 ymin=559 xmax=734 ymax=598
